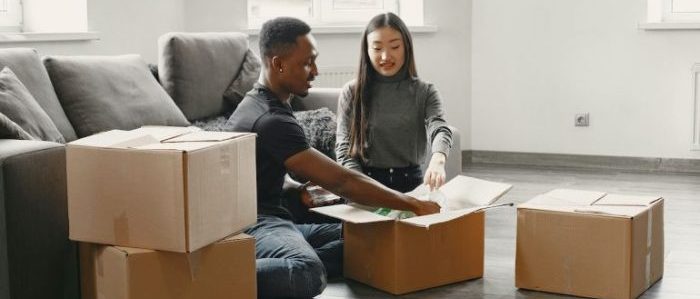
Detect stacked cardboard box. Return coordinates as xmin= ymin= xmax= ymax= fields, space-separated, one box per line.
xmin=312 ymin=175 xmax=513 ymax=295
xmin=67 ymin=126 xmax=258 ymax=299
xmin=79 ymin=234 xmax=256 ymax=299
xmin=516 ymin=189 xmax=664 ymax=299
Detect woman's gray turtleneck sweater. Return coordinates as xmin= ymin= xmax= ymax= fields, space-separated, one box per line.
xmin=335 ymin=67 xmax=453 ymax=171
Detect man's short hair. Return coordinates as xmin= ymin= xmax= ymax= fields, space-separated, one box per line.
xmin=259 ymin=17 xmax=311 ymax=58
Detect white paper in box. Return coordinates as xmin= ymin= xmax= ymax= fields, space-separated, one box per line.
xmin=312 ymin=175 xmax=513 ymax=228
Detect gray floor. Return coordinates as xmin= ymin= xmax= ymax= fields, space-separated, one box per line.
xmin=319 ymin=164 xmax=700 ymax=298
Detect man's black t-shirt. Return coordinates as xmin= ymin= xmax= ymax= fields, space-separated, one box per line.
xmin=226 ymin=83 xmax=310 ymax=218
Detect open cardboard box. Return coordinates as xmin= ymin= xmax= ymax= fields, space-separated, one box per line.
xmin=67 ymin=126 xmax=257 ymax=253
xmin=516 ymin=189 xmax=664 ymax=299
xmin=312 ymin=175 xmax=512 ymax=295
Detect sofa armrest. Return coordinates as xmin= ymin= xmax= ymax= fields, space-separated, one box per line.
xmin=0 ymin=139 xmax=79 ymax=299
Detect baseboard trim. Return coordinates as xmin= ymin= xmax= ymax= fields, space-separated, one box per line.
xmin=462 ymin=150 xmax=700 ymax=174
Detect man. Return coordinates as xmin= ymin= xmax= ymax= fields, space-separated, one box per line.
xmin=227 ymin=17 xmax=440 ymax=298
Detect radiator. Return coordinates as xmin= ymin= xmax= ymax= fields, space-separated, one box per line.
xmin=314 ymin=66 xmax=356 ymax=88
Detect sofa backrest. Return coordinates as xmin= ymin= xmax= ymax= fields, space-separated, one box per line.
xmin=291 ymin=88 xmax=341 ymax=113
xmin=0 ymin=48 xmax=78 ymax=141
xmin=158 ymin=32 xmax=250 ymax=121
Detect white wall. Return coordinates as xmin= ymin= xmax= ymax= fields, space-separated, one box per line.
xmin=472 ymin=0 xmax=700 ymax=159
xmin=183 ymin=0 xmax=473 ymax=150
xmin=0 ymin=0 xmax=185 ymax=63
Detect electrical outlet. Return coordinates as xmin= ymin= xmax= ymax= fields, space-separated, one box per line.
xmin=575 ymin=113 xmax=589 ymax=127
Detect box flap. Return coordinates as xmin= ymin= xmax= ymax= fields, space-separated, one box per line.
xmin=400 ymin=206 xmax=483 ymax=228
xmin=311 ymin=204 xmax=394 ymax=224
xmin=219 ymin=233 xmax=254 ymax=244
xmin=131 ymin=126 xmax=202 ymax=141
xmin=164 ymin=131 xmax=252 ymax=143
xmin=68 ymin=130 xmax=160 ymax=148
xmin=572 ymin=205 xmax=651 ymax=218
xmin=519 ymin=189 xmax=606 ymax=209
xmin=438 ymin=175 xmax=513 ymax=209
xmin=593 ymin=193 xmax=662 ymax=207
xmin=520 ymin=189 xmax=660 ymax=218
xmin=112 ymin=246 xmax=153 ymax=255
xmin=131 ymin=142 xmax=222 ymax=152
xmin=400 ymin=202 xmax=513 ymax=228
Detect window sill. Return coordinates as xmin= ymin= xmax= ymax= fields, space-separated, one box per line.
xmin=245 ymin=25 xmax=437 ymax=35
xmin=638 ymin=22 xmax=700 ymax=30
xmin=0 ymin=32 xmax=99 ymax=43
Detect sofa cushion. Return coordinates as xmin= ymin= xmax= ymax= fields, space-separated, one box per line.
xmin=0 ymin=48 xmax=78 ymax=141
xmin=158 ymin=32 xmax=249 ymax=121
xmin=0 ymin=67 xmax=65 ymax=142
xmin=0 ymin=112 xmax=34 ymax=140
xmin=222 ymin=49 xmax=261 ymax=110
xmin=43 ymin=54 xmax=190 ymax=138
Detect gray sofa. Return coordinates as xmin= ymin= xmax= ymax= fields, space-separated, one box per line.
xmin=0 ymin=32 xmax=460 ymax=299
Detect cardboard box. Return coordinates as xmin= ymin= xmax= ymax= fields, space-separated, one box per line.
xmin=67 ymin=126 xmax=257 ymax=252
xmin=515 ymin=189 xmax=664 ymax=299
xmin=80 ymin=234 xmax=256 ymax=299
xmin=312 ymin=175 xmax=512 ymax=295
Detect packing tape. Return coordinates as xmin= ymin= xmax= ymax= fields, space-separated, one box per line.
xmin=220 ymin=145 xmax=232 ymax=175
xmin=645 ymin=209 xmax=653 ymax=288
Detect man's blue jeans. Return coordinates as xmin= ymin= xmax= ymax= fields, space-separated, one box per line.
xmin=245 ymin=214 xmax=343 ymax=298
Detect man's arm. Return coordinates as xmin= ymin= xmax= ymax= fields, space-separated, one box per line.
xmin=284 ymin=148 xmax=440 ymax=216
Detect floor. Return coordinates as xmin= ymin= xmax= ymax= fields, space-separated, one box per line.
xmin=319 ymin=164 xmax=700 ymax=298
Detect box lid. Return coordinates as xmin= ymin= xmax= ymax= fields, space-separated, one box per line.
xmin=67 ymin=126 xmax=254 ymax=153
xmin=68 ymin=130 xmax=160 ymax=148
xmin=163 ymin=131 xmax=252 ymax=143
xmin=312 ymin=175 xmax=514 ymax=228
xmin=519 ymin=189 xmax=662 ymax=218
xmin=131 ymin=126 xmax=202 ymax=141
xmin=132 ymin=141 xmax=223 ymax=152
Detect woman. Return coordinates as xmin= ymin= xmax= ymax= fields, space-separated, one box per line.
xmin=336 ymin=12 xmax=453 ymax=193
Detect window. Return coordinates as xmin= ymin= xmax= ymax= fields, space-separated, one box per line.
xmin=0 ymin=0 xmax=22 ymax=32
xmin=247 ymin=0 xmax=424 ymax=29
xmin=663 ymin=0 xmax=700 ymax=22
xmin=647 ymin=0 xmax=700 ymax=23
xmin=0 ymin=0 xmax=88 ymax=34
xmin=694 ymin=64 xmax=700 ymax=150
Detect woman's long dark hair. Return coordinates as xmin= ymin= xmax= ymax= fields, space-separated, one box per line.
xmin=348 ymin=12 xmax=418 ymax=161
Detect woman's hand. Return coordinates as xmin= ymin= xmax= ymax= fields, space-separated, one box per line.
xmin=423 ymin=152 xmax=447 ymax=191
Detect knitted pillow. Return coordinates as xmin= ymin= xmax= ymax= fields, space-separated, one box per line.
xmin=293 ymin=107 xmax=337 ymax=160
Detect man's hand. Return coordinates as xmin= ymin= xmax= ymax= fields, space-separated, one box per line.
xmin=299 ymin=184 xmax=315 ymax=208
xmin=409 ymin=196 xmax=441 ymax=216
xmin=285 ymin=148 xmax=439 ymax=215
xmin=423 ymin=152 xmax=447 ymax=191
xmin=300 ymin=183 xmax=342 ymax=208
